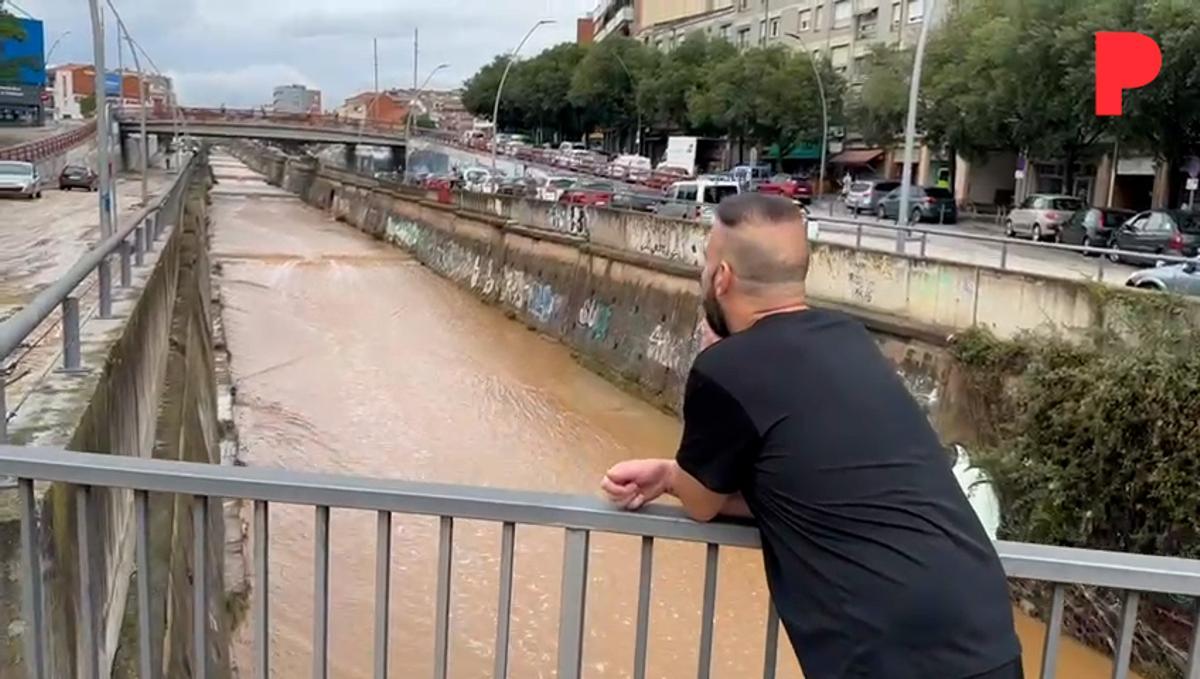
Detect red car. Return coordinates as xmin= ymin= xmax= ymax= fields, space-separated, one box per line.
xmin=560 ymin=180 xmax=614 ymax=207
xmin=644 ymin=165 xmax=692 ymax=190
xmin=755 ymin=174 xmax=814 ymax=204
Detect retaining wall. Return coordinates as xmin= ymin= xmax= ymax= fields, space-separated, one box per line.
xmin=0 ymin=159 xmax=232 ymax=678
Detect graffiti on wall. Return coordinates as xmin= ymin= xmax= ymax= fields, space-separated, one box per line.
xmin=548 ymin=204 xmax=590 ymax=237
xmin=646 ymin=322 xmax=699 ymax=373
xmin=384 ymin=216 xmax=422 ymax=248
xmin=500 ymin=266 xmax=564 ymax=325
xmin=577 ymin=298 xmax=613 ymax=342
xmin=628 ymin=222 xmax=706 ymax=266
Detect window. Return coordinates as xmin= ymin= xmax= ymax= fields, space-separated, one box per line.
xmin=891 ymin=2 xmax=902 ymax=27
xmin=1019 ymin=196 xmax=1038 ymax=209
xmin=858 ymin=20 xmax=876 ymax=39
xmin=831 ymin=45 xmax=850 ymax=73
xmin=703 ymin=185 xmax=739 ymax=204
xmin=854 ymin=55 xmax=868 ymax=75
xmin=814 ymin=5 xmax=824 ymax=30
xmin=1126 ymin=213 xmax=1150 ymax=232
xmin=1033 ymin=197 xmax=1050 ymax=210
xmin=676 ymin=184 xmax=698 ymax=201
xmin=1146 ymin=212 xmax=1173 ymax=234
xmin=737 ymin=27 xmax=751 ymax=47
xmin=908 ymin=0 xmax=925 ymax=23
xmin=1051 ymin=198 xmax=1084 ymax=211
xmin=759 ymin=19 xmax=767 ymax=41
xmin=798 ymin=9 xmax=811 ymax=31
xmin=770 ymin=18 xmax=780 ymax=37
xmin=739 ymin=0 xmax=749 ymax=9
xmin=833 ymin=0 xmax=852 ymax=28
xmin=720 ymin=24 xmax=731 ymax=41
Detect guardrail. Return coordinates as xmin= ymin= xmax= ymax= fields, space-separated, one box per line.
xmin=144 ymin=107 xmax=410 ymax=138
xmin=0 ymin=153 xmax=198 ymax=444
xmin=2 ymin=444 xmax=1198 ymax=679
xmin=0 ymin=121 xmax=98 ymax=163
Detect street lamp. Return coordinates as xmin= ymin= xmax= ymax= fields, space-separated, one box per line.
xmin=491 ymin=19 xmax=554 ymax=169
xmin=784 ymin=31 xmax=829 ymax=201
xmin=45 ymin=30 xmax=71 ymax=62
xmin=895 ymin=0 xmax=936 ymax=252
xmin=404 ymin=62 xmax=450 ymax=181
xmin=611 ymin=52 xmax=642 ymax=156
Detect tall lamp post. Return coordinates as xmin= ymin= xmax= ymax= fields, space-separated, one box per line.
xmin=404 ymin=62 xmax=450 ymax=181
xmin=894 ymin=0 xmax=936 ymax=253
xmin=784 ymin=31 xmax=829 ymax=200
xmin=611 ymin=52 xmax=642 ymax=156
xmin=491 ymin=19 xmax=554 ymax=169
xmin=45 ymin=30 xmax=71 ymax=61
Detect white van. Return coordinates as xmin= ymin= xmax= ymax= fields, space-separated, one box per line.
xmin=608 ymin=155 xmax=653 ymax=182
xmin=657 ymin=179 xmax=741 ymax=223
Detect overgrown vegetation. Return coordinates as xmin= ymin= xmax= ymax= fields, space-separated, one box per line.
xmin=949 ymin=290 xmax=1200 ymax=558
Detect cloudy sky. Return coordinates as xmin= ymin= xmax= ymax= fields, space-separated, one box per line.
xmin=18 ymin=0 xmax=592 ymax=107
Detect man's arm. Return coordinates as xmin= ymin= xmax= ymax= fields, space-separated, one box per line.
xmin=669 ymin=462 xmax=752 ymax=521
xmin=602 ymin=459 xmax=753 ymax=521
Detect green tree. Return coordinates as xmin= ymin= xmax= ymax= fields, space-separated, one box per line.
xmin=568 ymin=37 xmax=653 ymax=145
xmin=847 ymin=45 xmax=911 ymax=148
xmin=80 ymin=94 xmax=96 ymax=118
xmin=637 ymin=32 xmax=736 ymax=133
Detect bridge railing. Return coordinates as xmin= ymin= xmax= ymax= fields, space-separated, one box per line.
xmin=0 ymin=153 xmax=198 ymax=444
xmin=3 ymin=444 xmax=1198 ymax=679
xmin=0 ymin=121 xmax=98 ymax=163
xmin=139 ymin=106 xmax=410 ymax=137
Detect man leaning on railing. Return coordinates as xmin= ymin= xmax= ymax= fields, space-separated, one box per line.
xmin=602 ymin=193 xmax=1024 ymax=679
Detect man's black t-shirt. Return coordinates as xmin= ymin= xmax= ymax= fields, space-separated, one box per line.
xmin=676 ymin=309 xmax=1020 ymax=679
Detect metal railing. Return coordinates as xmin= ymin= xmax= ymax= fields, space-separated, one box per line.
xmin=3 ymin=444 xmax=1198 ymax=679
xmin=0 ymin=121 xmax=98 ymax=162
xmin=0 ymin=153 xmax=197 ymax=444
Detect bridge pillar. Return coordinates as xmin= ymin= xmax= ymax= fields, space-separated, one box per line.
xmin=344 ymin=143 xmax=358 ymax=171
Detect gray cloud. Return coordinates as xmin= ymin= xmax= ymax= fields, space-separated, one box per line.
xmin=23 ymin=0 xmax=591 ymax=107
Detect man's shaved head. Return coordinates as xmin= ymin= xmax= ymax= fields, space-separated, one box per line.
xmin=711 ymin=193 xmax=810 ymax=287
xmin=701 ymin=193 xmax=812 ymax=338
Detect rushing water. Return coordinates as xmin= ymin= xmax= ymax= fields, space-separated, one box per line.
xmin=210 ymin=153 xmax=1138 ymax=679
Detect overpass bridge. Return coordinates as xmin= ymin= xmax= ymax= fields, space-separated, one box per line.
xmin=0 ymin=148 xmax=1198 ymax=679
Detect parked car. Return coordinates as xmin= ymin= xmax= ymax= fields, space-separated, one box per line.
xmin=608 ymin=154 xmax=652 ymax=182
xmin=1005 ymin=194 xmax=1085 ymax=241
xmin=0 ymin=160 xmax=43 ymax=199
xmin=731 ymin=164 xmax=772 ymax=189
xmin=461 ymin=166 xmax=496 ymax=192
xmin=58 ymin=164 xmax=98 ymax=191
xmin=1125 ymin=258 xmax=1200 ymax=296
xmin=537 ymin=176 xmax=577 ymax=202
xmin=845 ymin=179 xmax=900 ymax=215
xmin=644 ymin=164 xmax=693 ymax=190
xmin=1106 ymin=210 xmax=1200 ymax=265
xmin=561 ymin=180 xmax=614 ymax=207
xmin=657 ymin=179 xmax=741 ymax=223
xmin=1058 ymin=207 xmax=1136 ymax=252
xmin=876 ymin=186 xmax=957 ymax=223
xmin=755 ymin=173 xmax=814 ymax=205
xmin=610 ymin=189 xmax=661 ymax=213
xmin=496 ymin=176 xmax=540 ymax=198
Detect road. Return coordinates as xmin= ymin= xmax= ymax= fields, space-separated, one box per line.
xmin=1 ymin=170 xmax=172 ymax=415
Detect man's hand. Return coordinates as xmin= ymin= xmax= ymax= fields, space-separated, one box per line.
xmin=601 ymin=459 xmax=675 ymax=511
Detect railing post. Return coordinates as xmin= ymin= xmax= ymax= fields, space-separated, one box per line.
xmin=855 ymin=222 xmax=863 ymax=249
xmin=1000 ymin=242 xmax=1009 ymax=270
xmin=97 ymin=258 xmax=113 ymax=319
xmin=134 ymin=225 xmax=146 ymax=266
xmin=556 ymin=528 xmax=590 ymax=679
xmin=920 ymin=231 xmax=928 ymax=258
xmin=120 ymin=241 xmax=133 ymax=288
xmin=144 ymin=214 xmax=156 ymax=253
xmin=0 ymin=373 xmax=7 ymax=445
xmin=61 ymin=297 xmax=82 ymax=371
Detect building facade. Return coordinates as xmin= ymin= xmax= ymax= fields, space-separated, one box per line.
xmin=593 ymin=0 xmax=639 ymax=41
xmin=272 ymin=84 xmax=322 ymax=115
xmin=48 ymin=65 xmax=173 ymax=120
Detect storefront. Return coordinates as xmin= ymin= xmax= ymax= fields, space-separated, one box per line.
xmin=0 ymin=83 xmax=45 ymax=125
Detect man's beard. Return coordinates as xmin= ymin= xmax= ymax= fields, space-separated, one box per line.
xmin=702 ymin=285 xmax=732 ymax=339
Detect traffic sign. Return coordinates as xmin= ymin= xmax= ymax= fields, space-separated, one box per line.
xmin=1187 ymin=177 xmax=1199 ymax=191
xmin=1187 ymin=156 xmax=1200 ymax=179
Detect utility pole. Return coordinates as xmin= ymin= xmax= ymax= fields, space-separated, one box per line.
xmin=88 ymin=0 xmax=113 ymax=239
xmin=896 ymin=0 xmax=935 ymax=253
xmin=413 ymin=28 xmax=419 ymax=91
xmin=762 ymin=0 xmax=769 ymax=46
xmin=373 ymin=38 xmax=379 ymax=93
xmin=118 ymin=15 xmax=149 ymax=205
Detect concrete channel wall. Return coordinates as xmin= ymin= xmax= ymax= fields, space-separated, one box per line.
xmin=0 ymin=160 xmax=233 ymax=678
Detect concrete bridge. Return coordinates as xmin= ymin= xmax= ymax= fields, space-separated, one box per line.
xmin=1 ymin=143 xmax=1199 ymax=679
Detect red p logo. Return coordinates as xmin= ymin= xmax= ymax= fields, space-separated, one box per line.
xmin=1095 ymin=32 xmax=1162 ymax=116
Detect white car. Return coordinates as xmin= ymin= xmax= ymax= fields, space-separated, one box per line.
xmin=0 ymin=161 xmax=43 ymax=199
xmin=608 ymin=154 xmax=652 ymax=182
xmin=657 ymin=179 xmax=741 ymax=223
xmin=537 ymin=176 xmax=577 ymax=202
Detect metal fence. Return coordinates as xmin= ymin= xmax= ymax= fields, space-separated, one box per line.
xmin=0 ymin=153 xmax=197 ymax=444
xmin=0 ymin=121 xmax=98 ymax=162
xmin=3 ymin=444 xmax=1198 ymax=679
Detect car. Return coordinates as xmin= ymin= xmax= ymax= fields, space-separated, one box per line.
xmin=610 ymin=190 xmax=662 ymax=213
xmin=644 ymin=164 xmax=692 ymax=190
xmin=1057 ymin=207 xmax=1136 ymax=253
xmin=755 ymin=173 xmax=815 ymax=205
xmin=731 ymin=164 xmax=772 ymax=189
xmin=537 ymin=176 xmax=576 ymax=202
xmin=1125 ymin=258 xmax=1200 ymax=296
xmin=608 ymin=155 xmax=652 ymax=182
xmin=845 ymin=179 xmax=901 ymax=215
xmin=58 ymin=165 xmax=99 ymax=191
xmin=657 ymin=179 xmax=741 ymax=223
xmin=560 ymin=180 xmax=614 ymax=207
xmin=0 ymin=161 xmax=43 ymax=199
xmin=1005 ymin=194 xmax=1085 ymax=241
xmin=496 ymin=176 xmax=540 ymax=198
xmin=1106 ymin=210 xmax=1200 ymax=265
xmin=876 ymin=186 xmax=957 ymax=224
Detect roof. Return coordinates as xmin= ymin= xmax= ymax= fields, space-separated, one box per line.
xmin=830 ymin=149 xmax=884 ymax=165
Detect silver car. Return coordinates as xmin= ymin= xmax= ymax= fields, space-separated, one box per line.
xmin=1005 ymin=194 xmax=1084 ymax=241
xmin=0 ymin=161 xmax=43 ymax=199
xmin=845 ymin=179 xmax=900 ymax=215
xmin=1126 ymin=259 xmax=1200 ymax=297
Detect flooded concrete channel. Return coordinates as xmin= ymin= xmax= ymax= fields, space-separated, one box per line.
xmin=208 ymin=153 xmax=1136 ymax=678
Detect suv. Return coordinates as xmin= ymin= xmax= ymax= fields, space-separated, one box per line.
xmin=657 ymin=179 xmax=741 ymax=223
xmin=1005 ymin=194 xmax=1084 ymax=241
xmin=845 ymin=179 xmax=900 ymax=215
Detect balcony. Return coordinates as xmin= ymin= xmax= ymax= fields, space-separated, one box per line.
xmin=595 ymin=6 xmax=635 ymax=41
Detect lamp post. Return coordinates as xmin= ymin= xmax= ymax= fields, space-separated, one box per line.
xmin=784 ymin=31 xmax=828 ymax=200
xmin=45 ymin=30 xmax=71 ymax=62
xmin=404 ymin=63 xmax=450 ymax=182
xmin=86 ymin=0 xmax=113 ymax=240
xmin=491 ymin=19 xmax=554 ymax=169
xmin=895 ymin=0 xmax=936 ymax=253
xmin=611 ymin=52 xmax=642 ymax=156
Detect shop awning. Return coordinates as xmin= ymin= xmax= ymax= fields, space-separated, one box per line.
xmin=830 ymin=149 xmax=884 ymax=166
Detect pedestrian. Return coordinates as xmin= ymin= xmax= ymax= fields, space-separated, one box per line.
xmin=602 ymin=193 xmax=1022 ymax=679
xmin=842 ymin=169 xmax=853 ymax=197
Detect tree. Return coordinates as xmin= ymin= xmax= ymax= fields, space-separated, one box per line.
xmin=80 ymin=94 xmax=96 ymax=118
xmin=637 ymin=32 xmax=736 ymax=133
xmin=847 ymin=45 xmax=911 ymax=148
xmin=568 ymin=37 xmax=653 ymax=145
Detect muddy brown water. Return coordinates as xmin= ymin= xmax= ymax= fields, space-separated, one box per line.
xmin=210 ymin=154 xmax=1135 ymax=678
